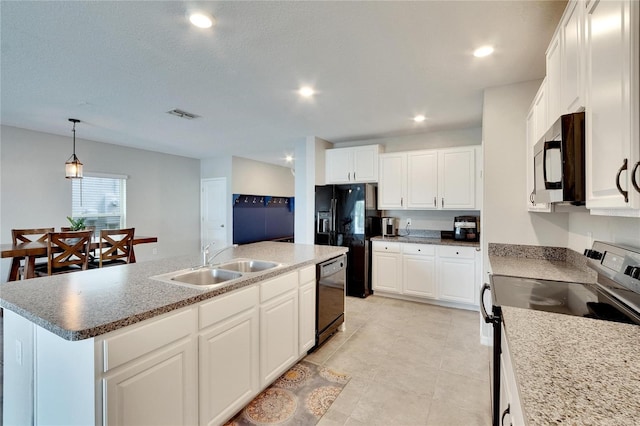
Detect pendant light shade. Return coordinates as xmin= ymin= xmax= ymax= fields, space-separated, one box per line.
xmin=65 ymin=118 xmax=83 ymax=179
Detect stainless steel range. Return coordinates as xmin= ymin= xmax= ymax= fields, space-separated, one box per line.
xmin=481 ymin=241 xmax=640 ymax=426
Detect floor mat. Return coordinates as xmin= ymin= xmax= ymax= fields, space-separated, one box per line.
xmin=225 ymin=360 xmax=350 ymax=425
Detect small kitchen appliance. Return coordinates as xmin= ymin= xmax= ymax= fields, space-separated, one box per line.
xmin=382 ymin=217 xmax=398 ymax=237
xmin=453 ymin=216 xmax=479 ymax=242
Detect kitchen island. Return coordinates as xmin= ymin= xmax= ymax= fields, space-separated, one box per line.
xmin=489 ymin=248 xmax=640 ymax=425
xmin=1 ymin=241 xmax=348 ymax=426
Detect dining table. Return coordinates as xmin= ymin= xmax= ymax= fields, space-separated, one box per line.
xmin=1 ymin=236 xmax=158 ymax=281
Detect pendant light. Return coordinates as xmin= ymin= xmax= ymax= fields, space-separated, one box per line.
xmin=65 ymin=118 xmax=83 ymax=179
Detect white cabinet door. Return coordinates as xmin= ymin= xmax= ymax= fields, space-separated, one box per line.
xmin=526 ymin=107 xmax=553 ymax=212
xmin=439 ymin=148 xmax=476 ymax=209
xmin=586 ymin=0 xmax=640 ymax=213
xmin=546 ymin=32 xmax=562 ymax=125
xmin=353 ymin=145 xmax=379 ymax=182
xmin=326 ymin=148 xmax=353 ymax=184
xmin=403 ymin=254 xmax=436 ymax=298
xmin=378 ymin=153 xmax=406 ymax=209
xmin=561 ymin=0 xmax=585 ymax=114
xmin=199 ymin=308 xmax=259 ymax=426
xmin=437 ymin=247 xmax=477 ymax=305
xmin=372 ymin=242 xmax=402 ymax=294
xmin=260 ymin=290 xmax=299 ymax=387
xmin=299 ymin=280 xmax=317 ymax=354
xmin=407 ymin=151 xmax=438 ymax=209
xmin=533 ymin=79 xmax=548 ymax=142
xmin=103 ymin=339 xmax=198 ymax=426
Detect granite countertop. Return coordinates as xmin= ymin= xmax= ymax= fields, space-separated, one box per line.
xmin=502 ymin=307 xmax=640 ymax=425
xmin=488 ymin=243 xmax=639 ymax=424
xmin=371 ymin=235 xmax=480 ymax=248
xmin=0 ymin=242 xmax=347 ymax=341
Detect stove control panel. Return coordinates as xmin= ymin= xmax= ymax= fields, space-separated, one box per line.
xmin=584 ymin=249 xmax=603 ymax=260
xmin=624 ymin=266 xmax=640 ymax=280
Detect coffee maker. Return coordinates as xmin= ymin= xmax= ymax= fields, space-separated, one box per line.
xmin=382 ymin=217 xmax=398 ymax=237
xmin=453 ymin=216 xmax=479 ymax=242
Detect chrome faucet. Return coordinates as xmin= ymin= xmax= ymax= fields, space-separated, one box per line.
xmin=202 ymin=243 xmax=212 ymax=267
xmin=205 ymin=243 xmax=238 ymax=266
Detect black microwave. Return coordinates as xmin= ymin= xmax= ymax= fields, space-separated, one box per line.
xmin=533 ymin=112 xmax=585 ymax=205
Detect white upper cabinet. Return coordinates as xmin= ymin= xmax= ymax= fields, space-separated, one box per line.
xmin=439 ymin=147 xmax=476 ymax=209
xmin=378 ymin=147 xmax=478 ymax=210
xmin=532 ymin=79 xmax=548 ymax=143
xmin=560 ymin=0 xmax=586 ymax=114
xmin=325 ymin=145 xmax=381 ymax=184
xmin=526 ymin=106 xmax=552 ymax=212
xmin=407 ymin=151 xmax=438 ymax=209
xmin=585 ymin=0 xmax=640 ymax=215
xmin=378 ymin=152 xmax=406 ymax=209
xmin=546 ymin=32 xmax=562 ymax=125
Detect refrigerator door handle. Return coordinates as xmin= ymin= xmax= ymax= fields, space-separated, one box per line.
xmin=331 ymin=199 xmax=337 ymax=232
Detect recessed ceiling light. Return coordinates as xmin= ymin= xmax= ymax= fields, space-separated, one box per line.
xmin=473 ymin=46 xmax=494 ymax=58
xmin=285 ymin=155 xmax=294 ymax=163
xmin=298 ymin=87 xmax=315 ymax=98
xmin=413 ymin=115 xmax=426 ymax=123
xmin=189 ymin=12 xmax=214 ymax=29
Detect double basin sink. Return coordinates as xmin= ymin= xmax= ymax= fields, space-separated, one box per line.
xmin=151 ymin=259 xmax=284 ymax=289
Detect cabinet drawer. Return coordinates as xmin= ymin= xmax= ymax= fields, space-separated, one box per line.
xmin=298 ymin=265 xmax=316 ymax=285
xmin=103 ymin=307 xmax=196 ymax=372
xmin=199 ymin=285 xmax=258 ymax=329
xmin=260 ymin=271 xmax=298 ymax=303
xmin=438 ymin=245 xmax=476 ymax=259
xmin=402 ymin=244 xmax=435 ymax=256
xmin=372 ymin=241 xmax=401 ymax=253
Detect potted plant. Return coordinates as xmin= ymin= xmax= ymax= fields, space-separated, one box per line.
xmin=66 ymin=216 xmax=86 ymax=230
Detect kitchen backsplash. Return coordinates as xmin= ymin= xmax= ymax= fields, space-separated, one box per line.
xmin=382 ymin=209 xmax=480 ymax=232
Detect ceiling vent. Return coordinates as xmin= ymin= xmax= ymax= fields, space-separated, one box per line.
xmin=166 ymin=108 xmax=200 ymax=120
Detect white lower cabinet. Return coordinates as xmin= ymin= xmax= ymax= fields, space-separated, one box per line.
xmin=500 ymin=324 xmax=526 ymax=426
xmin=198 ymin=286 xmax=259 ymax=426
xmin=402 ymin=244 xmax=436 ymax=298
xmin=436 ymin=246 xmax=477 ymax=305
xmin=101 ymin=307 xmax=199 ymax=426
xmin=372 ymin=242 xmax=402 ymax=293
xmin=298 ymin=265 xmax=317 ymax=354
xmin=260 ymin=271 xmax=299 ymax=387
xmin=373 ymin=241 xmax=480 ymax=308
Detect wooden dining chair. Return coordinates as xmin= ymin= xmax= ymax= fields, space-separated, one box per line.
xmin=34 ymin=230 xmax=93 ymax=276
xmin=94 ymin=228 xmax=135 ymax=268
xmin=10 ymin=227 xmax=54 ymax=280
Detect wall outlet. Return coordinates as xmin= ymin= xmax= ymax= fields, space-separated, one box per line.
xmin=406 ymin=218 xmax=412 ymax=226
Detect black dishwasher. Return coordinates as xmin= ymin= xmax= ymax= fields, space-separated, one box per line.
xmin=316 ymin=255 xmax=346 ymax=348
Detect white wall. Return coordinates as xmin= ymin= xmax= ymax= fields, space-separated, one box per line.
xmin=231 ymin=156 xmax=294 ymax=196
xmin=333 ymin=127 xmax=481 ymax=152
xmin=482 ymin=80 xmax=569 ymax=254
xmin=568 ymin=212 xmax=640 ymax=252
xmin=0 ymin=125 xmax=201 ymax=280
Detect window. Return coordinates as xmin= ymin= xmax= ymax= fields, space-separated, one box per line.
xmin=71 ymin=173 xmax=127 ymax=235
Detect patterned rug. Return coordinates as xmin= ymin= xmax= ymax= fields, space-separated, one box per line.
xmin=224 ymin=360 xmax=350 ymax=426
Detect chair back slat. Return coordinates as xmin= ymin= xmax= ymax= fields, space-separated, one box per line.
xmin=47 ymin=230 xmax=92 ymax=274
xmin=12 ymin=228 xmax=55 ymax=244
xmin=99 ymin=228 xmax=135 ymax=267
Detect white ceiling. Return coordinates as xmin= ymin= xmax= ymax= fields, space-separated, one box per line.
xmin=1 ymin=0 xmax=566 ymax=167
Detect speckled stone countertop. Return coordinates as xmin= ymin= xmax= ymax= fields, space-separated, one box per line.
xmin=489 ymin=243 xmax=639 ymax=424
xmin=502 ymin=307 xmax=640 ymax=425
xmin=0 ymin=242 xmax=347 ymax=341
xmin=371 ymin=235 xmax=480 ymax=248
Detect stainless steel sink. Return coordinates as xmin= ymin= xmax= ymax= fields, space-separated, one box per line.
xmin=171 ymin=268 xmax=243 ymax=286
xmin=215 ymin=259 xmax=283 ymax=273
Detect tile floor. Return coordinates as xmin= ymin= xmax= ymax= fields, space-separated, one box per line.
xmin=0 ymin=298 xmax=491 ymax=426
xmin=307 ymin=296 xmax=492 ymax=426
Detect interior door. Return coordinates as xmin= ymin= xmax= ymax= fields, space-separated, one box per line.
xmin=201 ymin=178 xmax=228 ymax=250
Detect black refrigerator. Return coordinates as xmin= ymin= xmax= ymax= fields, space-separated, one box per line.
xmin=315 ymin=183 xmax=381 ymax=297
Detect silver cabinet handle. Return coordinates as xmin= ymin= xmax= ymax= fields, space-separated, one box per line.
xmin=441 ymin=198 xmax=444 ymax=208
xmin=348 ymin=172 xmax=351 ymax=181
xmin=530 ymin=191 xmax=535 ymax=204
xmin=354 ymin=172 xmax=356 ymax=180
xmin=401 ymin=197 xmax=403 ymax=207
xmin=433 ymin=197 xmax=436 ymax=207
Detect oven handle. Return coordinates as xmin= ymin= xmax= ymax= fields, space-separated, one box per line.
xmin=480 ymin=283 xmax=495 ymax=323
